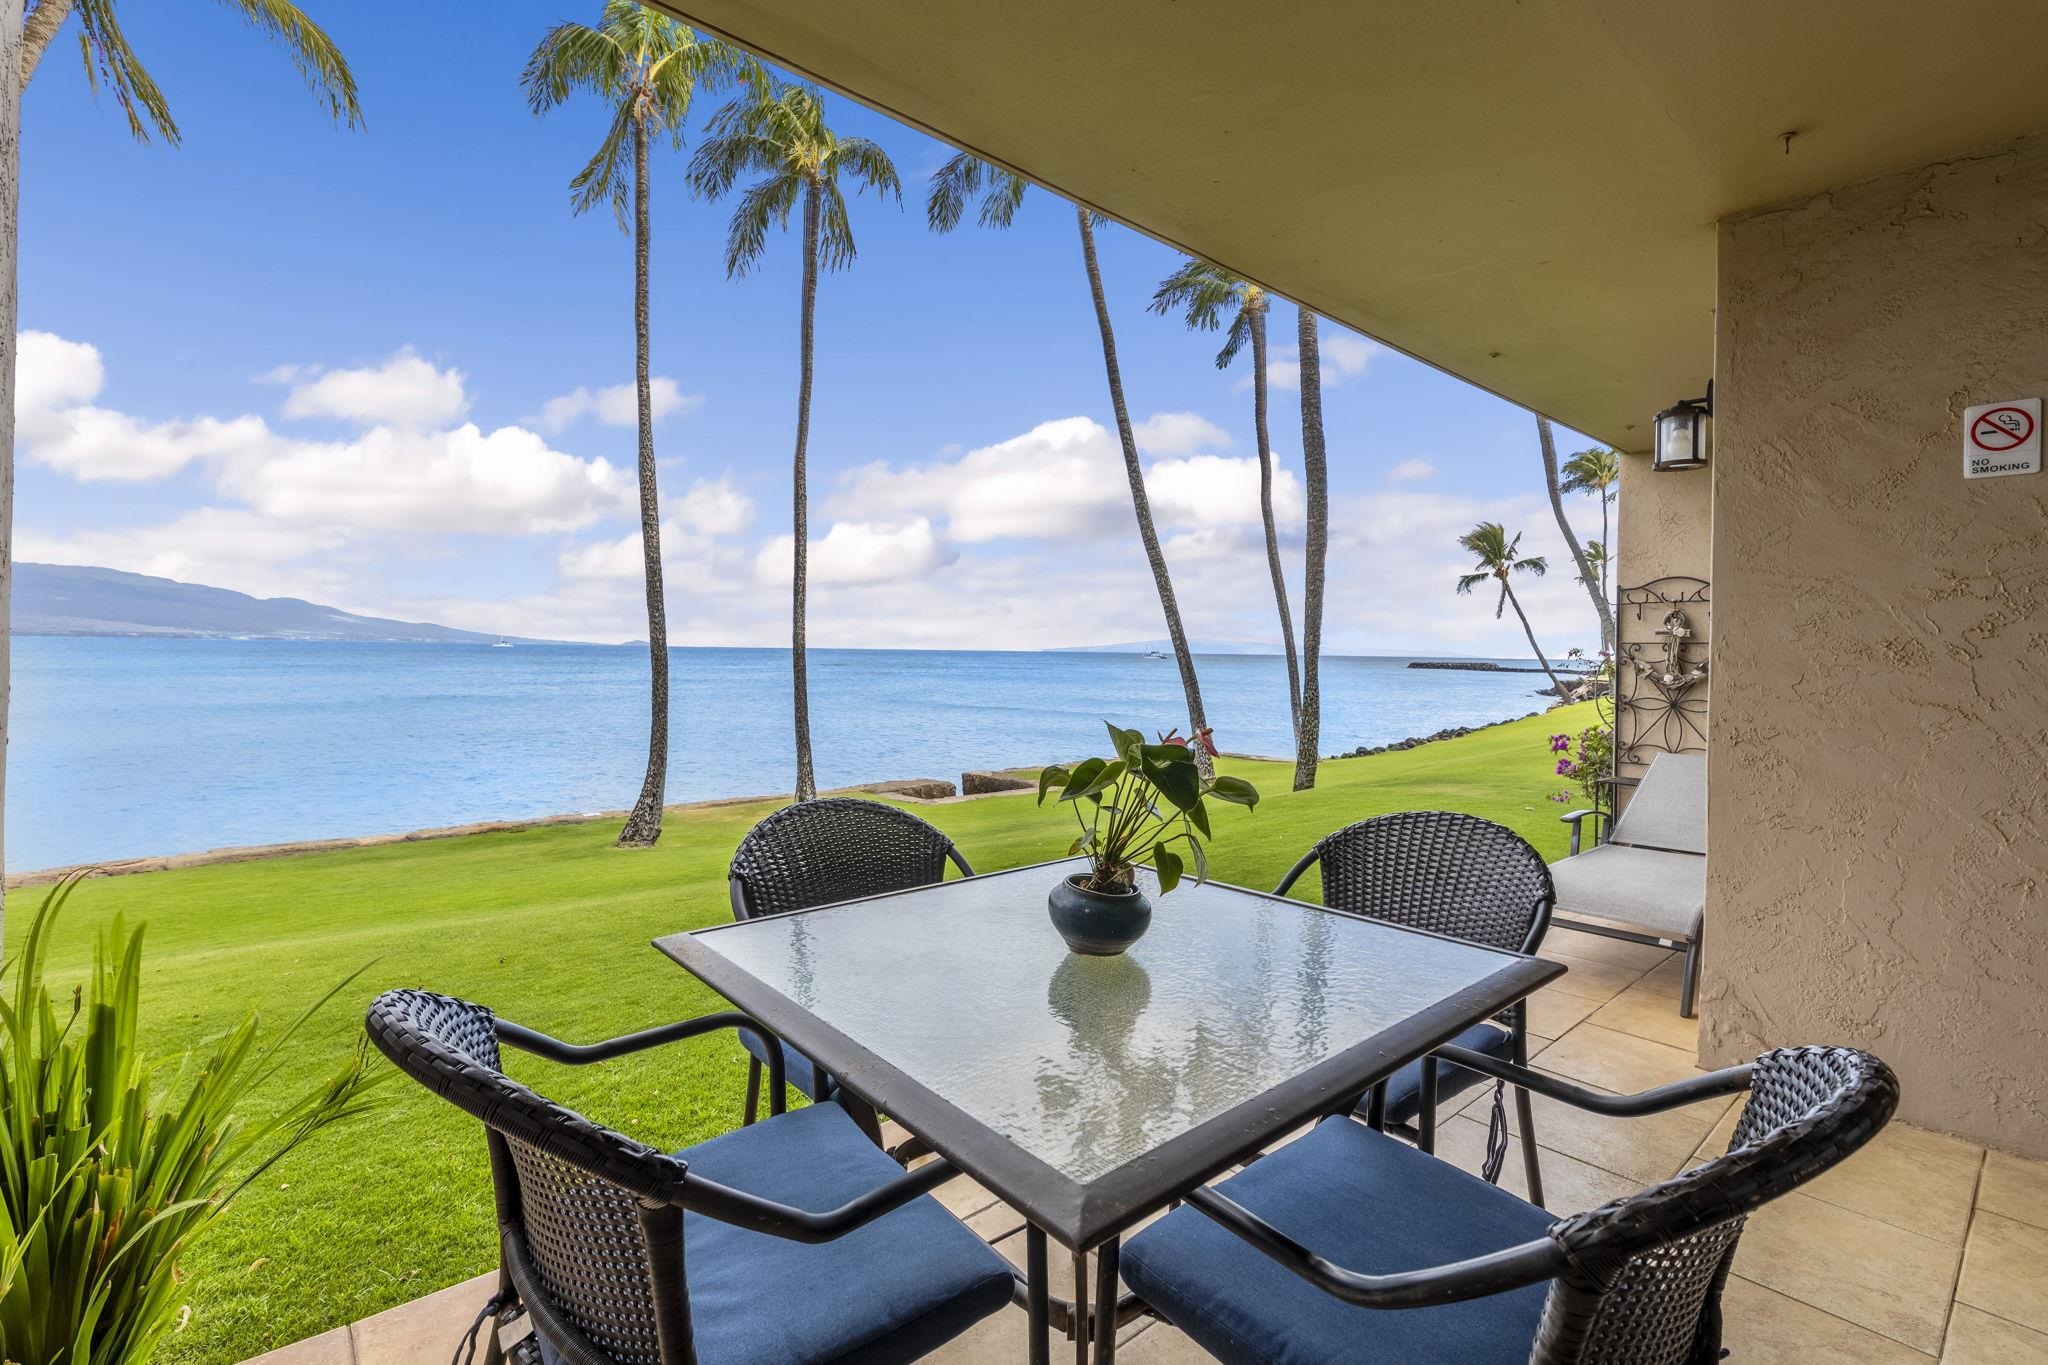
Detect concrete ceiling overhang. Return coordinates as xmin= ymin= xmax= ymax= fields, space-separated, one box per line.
xmin=644 ymin=1 xmax=2048 ymax=450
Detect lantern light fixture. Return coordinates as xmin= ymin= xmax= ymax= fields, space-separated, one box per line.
xmin=1652 ymin=379 xmax=1713 ymax=472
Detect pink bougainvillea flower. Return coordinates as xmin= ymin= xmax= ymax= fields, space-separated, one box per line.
xmin=1549 ymin=733 xmax=1572 ymax=753
xmin=1556 ymin=758 xmax=1579 ymax=777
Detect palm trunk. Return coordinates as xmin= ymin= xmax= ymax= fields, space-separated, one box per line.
xmin=617 ymin=112 xmax=668 ymax=847
xmin=790 ymin=178 xmax=821 ymax=802
xmin=20 ymin=0 xmax=70 ymax=85
xmin=1076 ymin=207 xmax=1212 ymax=777
xmin=1249 ymin=300 xmax=1302 ymax=752
xmin=1599 ymin=491 xmax=1611 ymax=606
xmin=0 ymin=0 xmax=20 ymax=945
xmin=1503 ymin=581 xmax=1567 ymax=699
xmin=1538 ymin=416 xmax=1613 ymax=650
xmin=1292 ymin=308 xmax=1327 ymax=791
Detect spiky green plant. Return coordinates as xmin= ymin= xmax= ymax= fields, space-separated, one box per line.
xmin=0 ymin=875 xmax=379 ymax=1363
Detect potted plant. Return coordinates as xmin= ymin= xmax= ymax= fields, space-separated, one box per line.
xmin=1037 ymin=722 xmax=1259 ymax=954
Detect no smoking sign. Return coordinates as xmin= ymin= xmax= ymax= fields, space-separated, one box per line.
xmin=1963 ymin=397 xmax=2041 ymax=479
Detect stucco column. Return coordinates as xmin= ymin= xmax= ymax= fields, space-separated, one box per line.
xmin=1703 ymin=131 xmax=2048 ymax=1156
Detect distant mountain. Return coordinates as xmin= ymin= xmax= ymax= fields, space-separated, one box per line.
xmin=11 ymin=563 xmax=541 ymax=643
xmin=1053 ymin=638 xmax=1484 ymax=659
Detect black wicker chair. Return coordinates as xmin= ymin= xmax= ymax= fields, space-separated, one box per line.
xmin=365 ymin=988 xmax=1014 ymax=1365
xmin=1121 ymin=1045 xmax=1898 ymax=1365
xmin=728 ymin=798 xmax=973 ymax=1123
xmin=1274 ymin=812 xmax=1555 ymax=1201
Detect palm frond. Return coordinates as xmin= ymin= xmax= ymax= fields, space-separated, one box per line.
xmin=569 ymin=101 xmax=637 ymax=227
xmin=1455 ymin=572 xmax=1490 ymax=595
xmin=827 ymin=135 xmax=902 ymax=203
xmin=722 ymin=172 xmax=802 ymax=276
xmin=1149 ymin=257 xmax=1249 ymax=350
xmin=1514 ymin=555 xmax=1549 ymax=576
xmin=521 ymin=22 xmax=623 ymax=113
xmin=926 ymin=151 xmax=1028 ymax=232
xmin=818 ymin=179 xmax=858 ymax=271
xmin=1216 ymin=307 xmax=1253 ymax=369
xmin=218 ymin=0 xmax=364 ymax=129
xmin=71 ymin=0 xmax=179 ymax=144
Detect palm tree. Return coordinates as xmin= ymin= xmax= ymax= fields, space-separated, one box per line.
xmin=926 ymin=152 xmax=1215 ymax=775
xmin=691 ymin=81 xmax=900 ymax=803
xmin=1577 ymin=540 xmax=1607 ymax=591
xmin=1561 ymin=444 xmax=1621 ymax=604
xmin=1456 ymin=521 xmax=1566 ymax=698
xmin=1149 ymin=260 xmax=1302 ymax=757
xmin=524 ymin=3 xmax=749 ymax=847
xmin=1292 ymin=307 xmax=1329 ymax=790
xmin=1536 ymin=416 xmax=1613 ymax=651
xmin=20 ymin=0 xmax=361 ymax=143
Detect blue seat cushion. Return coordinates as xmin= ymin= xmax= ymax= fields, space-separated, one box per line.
xmin=740 ymin=1025 xmax=832 ymax=1102
xmin=681 ymin=1102 xmax=1013 ymax=1363
xmin=1363 ymin=1022 xmax=1514 ymax=1126
xmin=1121 ymin=1116 xmax=1555 ymax=1365
xmin=537 ymin=1102 xmax=1010 ymax=1365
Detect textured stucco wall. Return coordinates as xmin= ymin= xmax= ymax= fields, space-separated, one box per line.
xmin=1616 ymin=451 xmax=1711 ymax=588
xmin=1702 ymin=133 xmax=2048 ymax=1155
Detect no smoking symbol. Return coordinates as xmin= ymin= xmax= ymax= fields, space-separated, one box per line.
xmin=1971 ymin=406 xmax=2034 ymax=452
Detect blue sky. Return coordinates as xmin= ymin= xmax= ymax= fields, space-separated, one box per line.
xmin=16 ymin=0 xmax=1614 ymax=655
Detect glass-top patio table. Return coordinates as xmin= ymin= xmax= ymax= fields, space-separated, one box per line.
xmin=654 ymin=858 xmax=1563 ymax=1362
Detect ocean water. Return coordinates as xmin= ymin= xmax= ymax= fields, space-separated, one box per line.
xmin=5 ymin=638 xmax=1554 ymax=872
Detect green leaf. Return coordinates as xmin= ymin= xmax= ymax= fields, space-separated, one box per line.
xmin=1185 ymin=797 xmax=1212 ymax=838
xmin=1187 ymin=833 xmax=1209 ymax=885
xmin=1058 ymin=757 xmax=1108 ymax=802
xmin=1069 ymin=759 xmax=1127 ymax=803
xmin=1143 ymin=752 xmax=1203 ymax=812
xmin=1105 ymin=721 xmax=1146 ymax=764
xmin=1206 ymin=775 xmax=1261 ymax=808
xmin=1037 ymin=764 xmax=1071 ymax=805
xmin=1154 ymin=846 xmax=1184 ymax=895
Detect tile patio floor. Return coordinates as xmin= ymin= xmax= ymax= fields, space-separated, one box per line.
xmin=250 ymin=927 xmax=2048 ymax=1364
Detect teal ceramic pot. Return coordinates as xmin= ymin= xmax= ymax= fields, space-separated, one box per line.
xmin=1047 ymin=873 xmax=1152 ymax=955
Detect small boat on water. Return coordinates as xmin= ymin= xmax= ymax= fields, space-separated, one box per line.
xmin=493 ymin=639 xmax=513 ymax=648
xmin=1144 ymin=650 xmax=1167 ymax=659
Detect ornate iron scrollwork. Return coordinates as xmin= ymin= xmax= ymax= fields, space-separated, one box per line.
xmin=1614 ymin=577 xmax=1709 ymax=771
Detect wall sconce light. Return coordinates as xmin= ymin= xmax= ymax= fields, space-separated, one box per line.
xmin=1653 ymin=380 xmax=1712 ymax=472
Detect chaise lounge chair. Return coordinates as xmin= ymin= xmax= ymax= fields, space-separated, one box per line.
xmin=1553 ymin=750 xmax=1707 ymax=1017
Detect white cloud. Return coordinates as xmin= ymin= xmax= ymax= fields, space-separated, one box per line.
xmin=1387 ymin=457 xmax=1435 ymax=482
xmin=214 ymin=422 xmax=631 ymax=535
xmin=1259 ymin=328 xmax=1382 ymax=392
xmin=280 ymin=350 xmax=470 ymax=428
xmin=539 ymin=377 xmax=703 ymax=431
xmin=672 ymin=475 xmax=753 ymax=535
xmin=1133 ymin=411 xmax=1230 ymax=457
xmin=755 ymin=518 xmax=952 ymax=587
xmin=1147 ymin=453 xmax=1302 ymax=526
xmin=17 ymin=331 xmax=103 ymax=414
xmin=17 ymin=508 xmax=356 ymax=605
xmin=829 ymin=415 xmax=1290 ymax=545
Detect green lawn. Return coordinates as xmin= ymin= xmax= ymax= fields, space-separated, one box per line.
xmin=35 ymin=703 xmax=1594 ymax=1364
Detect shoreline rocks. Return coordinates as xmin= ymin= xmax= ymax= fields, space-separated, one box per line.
xmin=1328 ymin=710 xmax=1542 ymax=761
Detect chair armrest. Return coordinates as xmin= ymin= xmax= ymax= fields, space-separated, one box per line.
xmin=496 ymin=1011 xmax=786 ymax=1106
xmin=1558 ymin=807 xmax=1605 ymax=855
xmin=681 ymin=1156 xmax=962 ymax=1243
xmin=1182 ymin=1185 xmax=1567 ymax=1308
xmin=1435 ymin=1045 xmax=1753 ymax=1116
